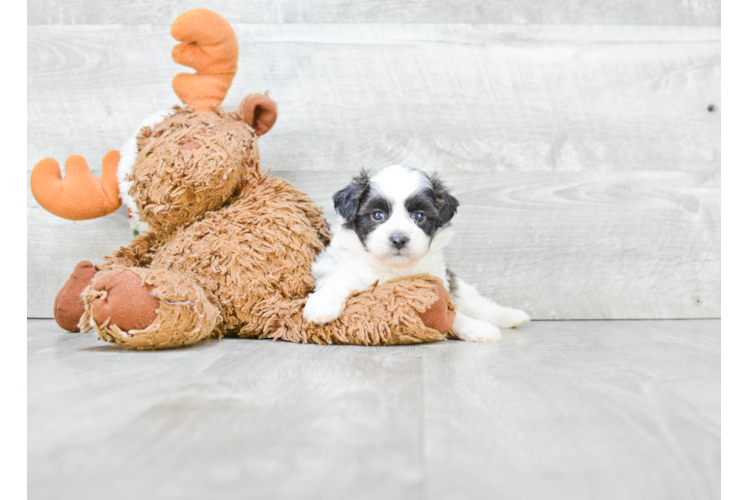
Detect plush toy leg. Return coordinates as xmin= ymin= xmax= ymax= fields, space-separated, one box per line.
xmin=54 ymin=261 xmax=99 ymax=332
xmin=79 ymin=267 xmax=221 ymax=350
xmin=245 ymin=276 xmax=454 ymax=345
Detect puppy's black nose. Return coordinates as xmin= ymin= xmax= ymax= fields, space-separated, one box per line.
xmin=390 ymin=234 xmax=409 ymax=249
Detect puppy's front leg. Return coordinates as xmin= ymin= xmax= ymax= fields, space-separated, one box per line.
xmin=452 ymin=277 xmax=530 ymax=328
xmin=303 ymin=286 xmax=350 ymax=324
xmin=451 ymin=311 xmax=502 ymax=342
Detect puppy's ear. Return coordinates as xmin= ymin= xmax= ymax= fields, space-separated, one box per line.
xmin=333 ymin=170 xmax=370 ymax=221
xmin=431 ymin=175 xmax=459 ymax=225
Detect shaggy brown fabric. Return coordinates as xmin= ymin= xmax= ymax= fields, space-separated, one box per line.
xmin=105 ymin=231 xmax=162 ymax=268
xmin=250 ymin=275 xmax=451 ymax=345
xmin=54 ymin=261 xmax=98 ymax=332
xmin=80 ymin=266 xmax=221 ymax=349
xmin=145 ymin=172 xmax=327 ymax=334
xmin=128 ymin=106 xmax=255 ymax=235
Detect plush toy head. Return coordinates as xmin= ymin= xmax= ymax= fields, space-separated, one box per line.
xmin=30 ymin=8 xmax=278 ymax=234
xmin=127 ymin=96 xmax=276 ymax=235
xmin=127 ymin=8 xmax=281 ymax=235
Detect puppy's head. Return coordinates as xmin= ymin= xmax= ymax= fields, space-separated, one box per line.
xmin=333 ymin=165 xmax=459 ymax=267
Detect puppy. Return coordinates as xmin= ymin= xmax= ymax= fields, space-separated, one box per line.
xmin=302 ymin=165 xmax=530 ymax=342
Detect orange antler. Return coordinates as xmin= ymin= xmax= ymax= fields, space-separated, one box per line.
xmin=171 ymin=9 xmax=239 ymax=113
xmin=30 ymin=151 xmax=121 ymax=220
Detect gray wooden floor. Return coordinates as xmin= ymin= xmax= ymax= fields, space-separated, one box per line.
xmin=27 ymin=318 xmax=720 ymax=500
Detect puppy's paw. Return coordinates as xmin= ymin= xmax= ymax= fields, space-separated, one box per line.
xmin=490 ymin=307 xmax=530 ymax=329
xmin=303 ymin=292 xmax=346 ymax=324
xmin=453 ymin=317 xmax=503 ymax=343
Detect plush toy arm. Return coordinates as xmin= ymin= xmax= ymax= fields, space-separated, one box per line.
xmin=252 ymin=275 xmax=455 ymax=346
xmin=105 ymin=231 xmax=161 ymax=268
xmin=294 ymin=195 xmax=331 ymax=245
xmin=30 ymin=151 xmax=121 ymax=220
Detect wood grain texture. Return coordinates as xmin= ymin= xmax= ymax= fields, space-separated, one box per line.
xmin=28 ymin=25 xmax=721 ymax=174
xmin=27 ymin=0 xmax=721 ymax=25
xmin=27 ymin=318 xmax=721 ymax=500
xmin=26 ymin=23 xmax=721 ymax=320
xmin=28 ymin=168 xmax=721 ymax=320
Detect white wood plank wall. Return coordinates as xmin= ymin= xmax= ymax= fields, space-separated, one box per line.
xmin=26 ymin=2 xmax=721 ymax=320
xmin=28 ymin=0 xmax=720 ymax=25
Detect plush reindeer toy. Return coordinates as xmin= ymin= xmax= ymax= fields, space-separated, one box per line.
xmin=30 ymin=9 xmax=455 ymax=349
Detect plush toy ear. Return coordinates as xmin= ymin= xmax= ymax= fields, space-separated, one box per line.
xmin=333 ymin=171 xmax=370 ymax=221
xmin=430 ymin=174 xmax=459 ymax=225
xmin=239 ymin=94 xmax=278 ymax=135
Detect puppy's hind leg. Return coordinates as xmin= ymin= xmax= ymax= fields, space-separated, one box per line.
xmin=451 ymin=276 xmax=530 ymax=329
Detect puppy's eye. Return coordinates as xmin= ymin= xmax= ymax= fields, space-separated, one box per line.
xmin=412 ymin=212 xmax=426 ymax=223
xmin=372 ymin=211 xmax=386 ymax=221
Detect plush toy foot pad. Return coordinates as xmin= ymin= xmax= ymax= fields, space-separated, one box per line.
xmin=419 ymin=282 xmax=456 ymax=334
xmin=54 ymin=261 xmax=98 ymax=332
xmin=91 ymin=270 xmax=161 ymax=332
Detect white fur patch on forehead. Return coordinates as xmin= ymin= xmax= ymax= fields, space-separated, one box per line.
xmin=369 ymin=165 xmax=431 ymax=203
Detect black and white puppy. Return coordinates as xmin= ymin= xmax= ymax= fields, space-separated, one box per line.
xmin=302 ymin=165 xmax=530 ymax=342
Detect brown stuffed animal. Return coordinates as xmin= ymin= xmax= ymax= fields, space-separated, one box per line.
xmin=30 ymin=9 xmax=455 ymax=349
